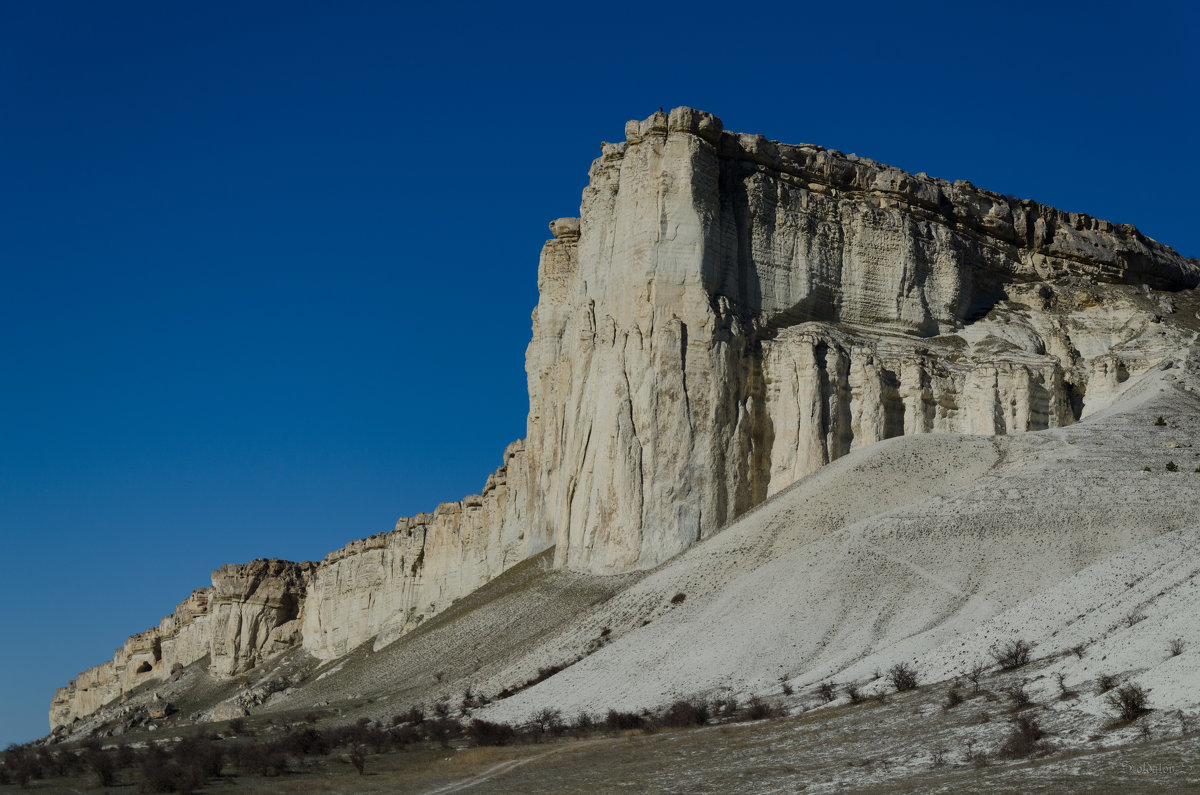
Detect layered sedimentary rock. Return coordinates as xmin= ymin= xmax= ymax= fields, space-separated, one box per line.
xmin=533 ymin=108 xmax=1198 ymax=573
xmin=300 ymin=439 xmax=553 ymax=661
xmin=209 ymin=559 xmax=316 ymax=676
xmin=52 ymin=108 xmax=1199 ymax=729
xmin=51 ymin=560 xmax=313 ymax=728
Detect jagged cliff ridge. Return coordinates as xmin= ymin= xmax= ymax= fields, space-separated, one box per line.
xmin=49 ymin=560 xmax=314 ymax=730
xmin=50 ymin=108 xmax=1199 ymax=730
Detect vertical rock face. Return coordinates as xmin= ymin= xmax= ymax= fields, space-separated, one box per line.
xmin=51 ymin=108 xmax=1199 ymax=728
xmin=51 ymin=561 xmax=314 ymax=728
xmin=299 ymin=442 xmax=555 ymax=661
xmin=523 ymin=108 xmax=1197 ymax=573
xmin=209 ymin=559 xmax=316 ymax=676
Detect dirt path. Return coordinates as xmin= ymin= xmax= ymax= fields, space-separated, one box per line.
xmin=422 ymin=740 xmax=606 ymax=794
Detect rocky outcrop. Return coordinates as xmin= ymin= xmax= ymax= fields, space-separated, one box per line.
xmin=51 ymin=560 xmax=313 ymax=729
xmin=528 ymin=108 xmax=1198 ymax=574
xmin=51 ymin=107 xmax=1199 ymax=730
xmin=209 ymin=559 xmax=316 ymax=676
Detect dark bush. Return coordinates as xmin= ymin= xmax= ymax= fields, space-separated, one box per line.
xmin=137 ymin=744 xmax=169 ymax=787
xmin=389 ymin=723 xmax=421 ymax=747
xmin=424 ymin=717 xmax=462 ymax=748
xmin=138 ymin=742 xmax=211 ymax=793
xmin=1004 ymin=682 xmax=1033 ymax=710
xmin=1177 ymin=710 xmax=1197 ymax=736
xmin=944 ymin=687 xmax=963 ymax=710
xmin=745 ymin=696 xmax=777 ymax=720
xmin=966 ymin=661 xmax=986 ymax=692
xmin=139 ymin=763 xmax=187 ymax=793
xmin=887 ymin=663 xmax=919 ymax=692
xmin=534 ymin=664 xmax=566 ymax=684
xmin=68 ymin=747 xmax=90 ymax=776
xmin=845 ymin=684 xmax=862 ymax=704
xmin=671 ymin=592 xmax=686 ymax=605
xmin=604 ymin=710 xmax=645 ymax=731
xmin=84 ymin=745 xmax=117 ymax=787
xmin=1096 ymin=673 xmax=1119 ymax=694
xmin=37 ymin=746 xmax=68 ymax=778
xmin=279 ymin=727 xmax=329 ymax=757
xmin=347 ymin=746 xmax=366 ymax=775
xmin=662 ymin=699 xmax=709 ymax=728
xmin=1168 ymin=638 xmax=1185 ymax=657
xmin=1107 ymin=683 xmax=1150 ymax=722
xmin=34 ymin=749 xmax=58 ymax=782
xmin=999 ymin=714 xmax=1047 ymax=758
xmin=229 ymin=741 xmax=287 ymax=778
xmin=178 ymin=735 xmax=223 ymax=778
xmin=24 ymin=746 xmax=58 ymax=781
xmin=991 ymin=639 xmax=1032 ymax=670
xmin=323 ymin=718 xmax=387 ymax=752
xmin=531 ymin=707 xmax=564 ymax=735
xmin=395 ymin=706 xmax=425 ymax=725
xmin=497 ymin=663 xmax=572 ymax=699
xmin=468 ymin=719 xmax=517 ymax=746
xmin=364 ymin=724 xmax=390 ymax=753
xmin=38 ymin=749 xmax=62 ymax=778
xmin=817 ymin=682 xmax=837 ymax=703
xmin=3 ymin=743 xmax=39 ymax=787
xmin=713 ymin=696 xmax=739 ymax=718
xmin=318 ymin=724 xmax=350 ymax=749
xmin=1166 ymin=461 xmax=1179 ymax=472
xmin=115 ymin=743 xmax=136 ymax=770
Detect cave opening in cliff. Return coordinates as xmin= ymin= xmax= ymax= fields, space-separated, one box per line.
xmin=135 ymin=661 xmax=152 ymax=674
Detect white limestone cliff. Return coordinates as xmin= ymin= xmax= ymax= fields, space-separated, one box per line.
xmin=531 ymin=107 xmax=1198 ymax=573
xmin=50 ymin=560 xmax=313 ymax=729
xmin=50 ymin=108 xmax=1199 ymax=730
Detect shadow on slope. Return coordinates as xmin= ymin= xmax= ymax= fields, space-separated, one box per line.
xmin=255 ymin=549 xmax=642 ymax=725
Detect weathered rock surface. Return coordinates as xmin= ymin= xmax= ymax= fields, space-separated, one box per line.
xmin=531 ymin=108 xmax=1198 ymax=573
xmin=204 ymin=702 xmax=249 ymax=723
xmin=51 ymin=560 xmax=313 ymax=729
xmin=209 ymin=559 xmax=316 ymax=676
xmin=299 ymin=451 xmax=554 ymax=662
xmin=50 ymin=108 xmax=1199 ymax=730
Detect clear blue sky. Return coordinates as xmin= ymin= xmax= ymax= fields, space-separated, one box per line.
xmin=1 ymin=1 xmax=1196 ymax=746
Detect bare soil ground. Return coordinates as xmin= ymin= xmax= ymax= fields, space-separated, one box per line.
xmin=9 ymin=670 xmax=1200 ymax=793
